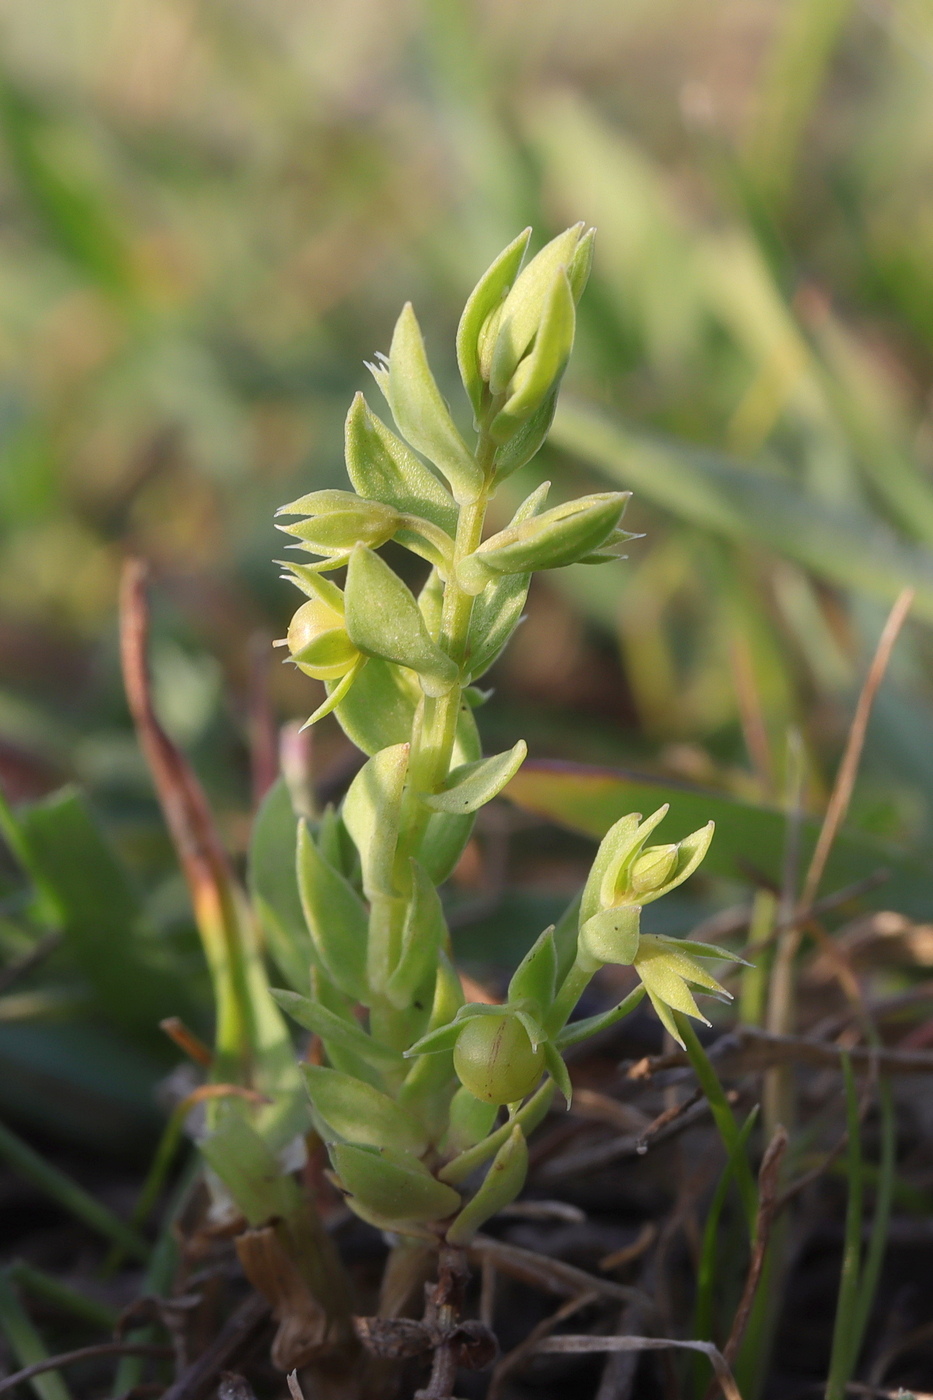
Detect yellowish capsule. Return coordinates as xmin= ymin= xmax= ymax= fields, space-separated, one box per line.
xmin=453 ymin=1015 xmax=545 ymax=1105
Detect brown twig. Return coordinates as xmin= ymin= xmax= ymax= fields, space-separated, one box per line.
xmin=468 ymin=1237 xmax=651 ymax=1311
xmin=156 ymin=1293 xmax=271 ymax=1400
xmin=537 ymin=1094 xmax=715 ymax=1183
xmin=716 ymin=1128 xmax=788 ymax=1383
xmin=624 ymin=1025 xmax=933 ymax=1079
xmin=801 ymin=588 xmax=913 ymax=911
xmin=414 ymin=1246 xmax=471 ymax=1400
xmin=159 ymin=1017 xmax=213 ymax=1067
xmin=0 ymin=1344 xmax=173 ymax=1397
xmin=530 ymin=1335 xmax=743 ymax=1400
xmin=487 ymin=1291 xmax=600 ymax=1400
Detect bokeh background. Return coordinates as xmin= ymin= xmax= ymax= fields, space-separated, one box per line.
xmin=4 ymin=0 xmax=933 ymax=1141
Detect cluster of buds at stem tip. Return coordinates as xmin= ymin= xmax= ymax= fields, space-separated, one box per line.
xmin=258 ymin=228 xmax=743 ymax=1248
xmin=575 ymin=806 xmax=748 ymax=1046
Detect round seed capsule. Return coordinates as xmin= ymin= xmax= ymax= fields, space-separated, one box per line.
xmin=453 ymin=1014 xmax=545 ymax=1105
xmin=287 ymin=599 xmax=359 ymax=680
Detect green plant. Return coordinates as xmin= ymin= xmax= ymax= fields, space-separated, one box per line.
xmin=264 ymin=226 xmax=737 ymax=1249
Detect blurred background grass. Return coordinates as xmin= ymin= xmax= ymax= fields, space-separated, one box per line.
xmin=4 ymin=0 xmax=933 ymax=1138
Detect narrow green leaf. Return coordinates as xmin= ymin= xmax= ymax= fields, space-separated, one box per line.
xmin=439 ymin=1079 xmax=555 ymax=1185
xmin=384 ymin=303 xmax=483 ymax=504
xmin=446 ymin=1125 xmax=528 ymax=1245
xmin=421 ymin=740 xmax=527 ymax=814
xmin=416 ymin=809 xmax=476 ymax=885
xmin=555 ymin=984 xmax=647 ymax=1050
xmin=295 ymin=825 xmax=369 ymax=1001
xmin=342 ymin=744 xmax=409 ymax=899
xmin=331 ymin=1142 xmax=460 ymax=1223
xmin=0 ymin=1119 xmax=149 ymax=1261
xmin=270 ymin=989 xmax=404 ymax=1072
xmin=386 ymin=861 xmax=448 ymax=1010
xmin=344 ymin=545 xmax=459 ymax=696
xmin=464 ymin=482 xmax=550 ymax=680
xmin=199 ymin=1115 xmax=301 ymax=1227
xmin=302 ymin=1065 xmax=427 ymax=1156
xmin=344 ymin=393 xmax=458 ymax=534
xmin=248 ymin=779 xmax=310 ymax=992
xmin=0 ymin=1271 xmax=72 ymax=1400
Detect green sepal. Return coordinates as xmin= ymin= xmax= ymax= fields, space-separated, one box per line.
xmin=301 ymin=655 xmax=365 ymax=728
xmin=458 ymin=492 xmax=630 ymax=592
xmin=444 ymin=1087 xmax=499 ymax=1157
xmin=439 ymin=1079 xmax=555 ymax=1185
xmin=567 ymin=226 xmax=596 ymax=302
xmin=329 ymin=655 xmax=419 ymax=756
xmin=385 ymin=860 xmax=448 ymax=1010
xmin=507 ymin=926 xmax=557 ymax=1015
xmin=446 ymin=1125 xmax=528 ymax=1245
xmin=270 ymin=988 xmax=405 ymax=1073
xmin=330 ymin=1142 xmax=461 ymax=1224
xmin=661 ymin=936 xmax=751 ymax=966
xmin=296 ymin=822 xmax=368 ymax=1002
xmin=543 ymin=1039 xmax=573 ymax=1106
xmin=637 ymin=935 xmax=733 ymax=1001
xmin=490 ymin=269 xmax=575 ymax=441
xmin=580 ymin=813 xmax=642 ymax=925
xmin=302 ymin=1065 xmax=428 ymax=1156
xmin=578 ymin=905 xmax=641 ymax=970
xmin=456 ymin=227 xmax=531 ymax=417
xmin=342 ymin=742 xmax=409 ymax=898
xmin=489 ymin=224 xmax=586 ymax=395
xmin=345 ymin=545 xmax=459 ymax=696
xmin=418 ymin=567 xmax=445 ymax=637
xmin=555 ymin=984 xmax=647 ymax=1051
xmin=464 ymin=483 xmax=549 ymax=678
xmin=493 ymin=388 xmax=559 ymax=481
xmin=382 ymin=302 xmax=483 ymax=505
xmin=420 ymin=740 xmax=527 ymax=814
xmin=404 ymin=1019 xmax=462 ymax=1058
xmin=344 ymin=392 xmax=458 ymax=535
xmin=278 ymin=562 xmax=347 ymax=609
xmin=635 ymin=822 xmax=715 ymax=905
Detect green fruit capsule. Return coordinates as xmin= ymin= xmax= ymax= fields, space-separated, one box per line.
xmin=453 ymin=1014 xmax=545 ymax=1105
xmin=287 ymin=599 xmax=359 ymax=680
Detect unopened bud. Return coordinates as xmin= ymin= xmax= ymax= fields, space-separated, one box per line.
xmin=628 ymin=844 xmax=678 ymax=896
xmin=277 ymin=490 xmax=400 ymax=561
xmin=457 ymin=492 xmax=630 ymax=594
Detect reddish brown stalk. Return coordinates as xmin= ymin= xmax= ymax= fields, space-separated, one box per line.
xmin=119 ymin=559 xmax=236 ymax=913
xmin=800 ymin=588 xmax=913 ymax=912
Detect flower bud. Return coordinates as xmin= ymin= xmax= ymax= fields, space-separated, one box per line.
xmin=453 ymin=1013 xmax=545 ymax=1105
xmin=628 ymin=844 xmax=678 ymax=896
xmin=277 ymin=490 xmax=401 ymax=563
xmin=457 ymin=492 xmax=629 ymax=594
xmin=287 ymin=598 xmax=359 ymax=680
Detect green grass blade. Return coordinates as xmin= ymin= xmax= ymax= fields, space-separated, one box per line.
xmin=551 ymin=400 xmax=933 ymax=624
xmin=0 ymin=1118 xmax=149 ymax=1262
xmin=7 ymin=1264 xmax=117 ymax=1332
xmin=0 ymin=1271 xmax=73 ymax=1400
xmin=675 ymin=1013 xmax=758 ymax=1235
xmin=692 ymin=1107 xmax=759 ymax=1398
xmin=825 ymin=1055 xmax=863 ymax=1400
xmin=847 ymin=1075 xmax=896 ymax=1378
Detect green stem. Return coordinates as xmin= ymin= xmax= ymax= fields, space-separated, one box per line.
xmin=546 ymin=956 xmax=597 ymax=1037
xmin=675 ymin=1013 xmax=759 ymax=1237
xmin=826 ymin=1055 xmax=864 ymax=1400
